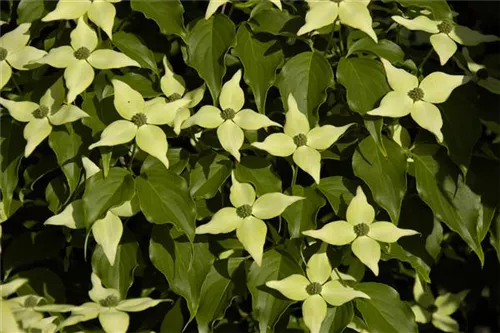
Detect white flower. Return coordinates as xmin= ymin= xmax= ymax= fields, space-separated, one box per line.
xmin=88 ymin=80 xmax=191 ymax=169
xmin=181 ymin=70 xmax=281 ymax=162
xmin=367 ymin=58 xmax=468 ymax=142
xmin=0 ymin=23 xmax=47 ymax=89
xmin=266 ymin=251 xmax=369 ymax=333
xmin=392 ymin=15 xmax=500 ymax=65
xmin=34 ymin=18 xmax=140 ymax=103
xmin=205 ymin=0 xmax=282 ymax=20
xmin=458 ymin=47 xmax=500 ymax=95
xmin=42 ymin=0 xmax=121 ymax=39
xmin=195 ymin=172 xmax=303 ymax=266
xmin=297 ymin=0 xmax=377 ymax=43
xmin=303 ymin=187 xmax=418 ymax=275
xmin=252 ymin=94 xmax=354 ymax=184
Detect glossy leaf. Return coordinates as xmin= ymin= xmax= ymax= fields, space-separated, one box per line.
xmin=282 ymin=185 xmax=325 ymax=238
xmin=382 ymin=243 xmax=431 ymax=283
xmin=112 ymin=31 xmax=159 ymax=74
xmin=317 ymin=176 xmax=357 ymax=218
xmin=395 ymin=0 xmax=453 ymax=20
xmin=190 ymin=152 xmax=232 ymax=200
xmin=347 ymin=38 xmax=405 ymax=64
xmin=131 ymin=0 xmax=186 ymax=37
xmin=234 ymin=156 xmax=282 ymax=195
xmin=17 ymin=0 xmax=45 ymax=23
xmin=319 ymin=303 xmax=354 ymax=333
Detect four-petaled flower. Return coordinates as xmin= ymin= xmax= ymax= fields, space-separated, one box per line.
xmin=34 ymin=18 xmax=139 ymax=103
xmin=366 ymin=58 xmax=467 ymax=142
xmin=303 ymin=186 xmax=418 ymax=275
xmin=205 ymin=0 xmax=282 ymax=20
xmin=266 ymin=251 xmax=370 ymax=333
xmin=458 ymin=47 xmax=500 ymax=95
xmin=0 ymin=79 xmax=89 ymax=157
xmin=0 ymin=23 xmax=46 ymax=89
xmin=392 ymin=15 xmax=500 ymax=65
xmin=89 ymin=80 xmax=191 ymax=169
xmin=181 ymin=70 xmax=281 ymax=161
xmin=35 ymin=273 xmax=164 ymax=333
xmin=160 ymin=56 xmax=206 ymax=134
xmin=42 ymin=0 xmax=121 ymax=39
xmin=195 ymin=172 xmax=304 ymax=265
xmin=297 ymin=0 xmax=377 ymax=43
xmin=411 ymin=275 xmax=469 ymax=333
xmin=252 ymin=94 xmax=354 ymax=184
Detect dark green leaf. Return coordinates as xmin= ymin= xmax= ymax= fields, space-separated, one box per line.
xmin=190 ymin=152 xmax=232 ymax=199
xmin=394 ymin=0 xmax=452 ymax=20
xmin=167 ymin=148 xmax=190 ymax=175
xmin=113 ymin=73 xmax=160 ymax=98
xmin=45 ymin=176 xmax=67 ymax=213
xmin=161 ymin=299 xmax=185 ymax=333
xmin=364 ymin=118 xmax=387 ymax=156
xmin=490 ymin=214 xmax=500 ymax=262
xmin=336 ymin=57 xmax=390 ymax=115
xmin=14 ymin=268 xmax=66 ymax=303
xmin=319 ymin=303 xmax=354 ymax=333
xmin=382 ymin=243 xmax=431 ymax=283
xmin=112 ymin=31 xmax=159 ymax=74
xmin=347 ymin=38 xmax=405 ymax=64
xmin=282 ymin=185 xmax=325 ymax=238
xmin=17 ymin=0 xmax=45 ymax=23
xmin=187 ymin=15 xmax=236 ymax=103
xmin=248 ymin=6 xmax=302 ymax=35
xmin=234 ymin=156 xmax=281 ymax=195
xmin=131 ymin=0 xmax=186 ymax=37
xmin=318 ymin=176 xmax=357 ymax=218
xmin=353 ymin=136 xmax=407 ymax=223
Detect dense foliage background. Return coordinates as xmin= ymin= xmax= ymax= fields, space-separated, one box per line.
xmin=1 ymin=0 xmax=499 ymax=332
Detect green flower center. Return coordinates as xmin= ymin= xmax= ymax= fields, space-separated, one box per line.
xmin=220 ymin=108 xmax=236 ymax=121
xmin=437 ymin=20 xmax=453 ymax=34
xmin=73 ymin=47 xmax=91 ymax=60
xmin=305 ymin=282 xmax=323 ymax=295
xmin=293 ymin=133 xmax=308 ymax=147
xmin=167 ymin=93 xmax=182 ymax=102
xmin=427 ymin=304 xmax=438 ymax=313
xmin=407 ymin=87 xmax=424 ymax=102
xmin=131 ymin=112 xmax=148 ymax=127
xmin=99 ymin=295 xmax=120 ymax=307
xmin=32 ymin=105 xmax=49 ymax=119
xmin=236 ymin=204 xmax=252 ymax=218
xmin=354 ymin=223 xmax=370 ymax=237
xmin=0 ymin=47 xmax=8 ymax=61
xmin=476 ymin=68 xmax=489 ymax=80
xmin=24 ymin=296 xmax=39 ymax=308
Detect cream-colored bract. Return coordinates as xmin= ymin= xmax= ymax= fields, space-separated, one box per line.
xmin=32 ymin=18 xmax=139 ymax=103
xmin=42 ymin=0 xmax=121 ymax=39
xmin=297 ymin=0 xmax=377 ymax=43
xmin=367 ymin=58 xmax=468 ymax=143
xmin=303 ymin=186 xmax=418 ymax=276
xmin=195 ymin=172 xmax=303 ymax=266
xmin=266 ymin=251 xmax=369 ymax=333
xmin=392 ymin=15 xmax=500 ymax=66
xmin=411 ymin=275 xmax=469 ymax=333
xmin=88 ymin=80 xmax=191 ymax=169
xmin=252 ymin=94 xmax=354 ymax=184
xmin=0 ymin=80 xmax=89 ymax=157
xmin=181 ymin=69 xmax=281 ymax=161
xmin=0 ymin=23 xmax=46 ymax=89
xmin=34 ymin=273 xmax=164 ymax=333
xmin=457 ymin=48 xmax=500 ymax=95
xmin=205 ymin=0 xmax=282 ymax=20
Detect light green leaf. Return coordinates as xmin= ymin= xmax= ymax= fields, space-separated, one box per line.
xmin=282 ymin=185 xmax=325 ymax=238
xmin=234 ymin=156 xmax=282 ymax=195
xmin=190 ymin=152 xmax=233 ymax=200
xmin=17 ymin=0 xmax=46 ymax=23
xmin=112 ymin=31 xmax=158 ymax=74
xmin=347 ymin=38 xmax=405 ymax=64
xmin=131 ymin=0 xmax=185 ymax=37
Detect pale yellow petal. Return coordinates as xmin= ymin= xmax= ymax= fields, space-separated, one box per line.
xmin=265 ymin=274 xmax=310 ymax=301
xmin=252 ymin=193 xmax=304 ymax=219
xmin=196 ymin=207 xmax=242 ymax=234
xmin=368 ymin=221 xmax=419 ymax=243
xmin=88 ymin=120 xmax=137 ymax=149
xmin=339 ymin=1 xmax=377 ymax=42
xmin=366 ymin=91 xmax=413 ymax=118
xmin=87 ymin=50 xmax=140 ymax=69
xmin=284 ymin=94 xmax=310 ymax=137
xmin=135 ymin=125 xmax=169 ymax=169
xmin=303 ymin=221 xmax=356 ymax=246
xmin=351 ymin=236 xmax=380 ymax=276
xmin=64 ymin=60 xmax=95 ymax=103
xmin=112 ymin=79 xmax=145 ymax=120
xmin=70 ymin=17 xmax=98 ymax=52
xmin=23 ymin=118 xmax=52 ymax=157
xmin=302 ymin=295 xmax=327 ymax=333
xmin=346 ymin=186 xmax=375 ymax=225
xmin=88 ymin=0 xmax=116 ymax=39
xmin=217 ymin=120 xmax=244 ymax=161
xmin=220 ymin=69 xmax=244 ymax=112
xmin=306 ymin=124 xmax=354 ymax=150
xmin=236 ymin=216 xmax=267 ymax=266
xmin=292 ymin=146 xmax=321 ymax=184
xmin=391 ymin=15 xmax=439 ymax=34
xmin=419 ymin=72 xmax=467 ymax=104
xmin=251 ymin=133 xmax=296 ymax=157
xmin=42 ymin=0 xmax=91 ymax=21
xmin=430 ymin=33 xmax=457 ymax=66
xmin=181 ymin=105 xmax=224 ymax=129
xmin=297 ymin=1 xmax=338 ymax=35
xmin=410 ymin=101 xmax=443 ymax=143
xmin=233 ymin=109 xmax=281 ymax=130
xmin=379 ymin=58 xmax=418 ymax=92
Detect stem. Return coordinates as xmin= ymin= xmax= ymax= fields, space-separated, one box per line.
xmin=418 ymin=48 xmax=434 ymax=74
xmin=339 ymin=24 xmax=345 ymax=54
xmin=333 ymin=268 xmax=347 ymax=285
xmin=11 ymin=75 xmax=21 ymax=94
xmin=291 ymin=163 xmax=297 ymax=187
xmin=128 ymin=144 xmax=137 ymax=172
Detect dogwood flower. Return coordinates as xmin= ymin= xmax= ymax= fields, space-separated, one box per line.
xmin=160 ymin=56 xmax=205 ymax=134
xmin=0 ymin=23 xmax=46 ymax=89
xmin=303 ymin=187 xmax=418 ymax=275
xmin=34 ymin=18 xmax=139 ymax=103
xmin=196 ymin=172 xmax=303 ymax=265
xmin=89 ymin=80 xmax=191 ymax=169
xmin=252 ymin=94 xmax=354 ymax=184
xmin=42 ymin=0 xmax=121 ymax=39
xmin=205 ymin=0 xmax=282 ymax=19
xmin=366 ymin=58 xmax=467 ymax=142
xmin=392 ymin=15 xmax=500 ymax=65
xmin=266 ymin=251 xmax=369 ymax=333
xmin=297 ymin=0 xmax=377 ymax=43
xmin=411 ymin=275 xmax=469 ymax=333
xmin=1 ymin=278 xmax=28 ymax=333
xmin=0 ymin=81 xmax=89 ymax=157
xmin=35 ymin=273 xmax=164 ymax=333
xmin=181 ymin=70 xmax=281 ymax=161
xmin=458 ymin=48 xmax=500 ymax=95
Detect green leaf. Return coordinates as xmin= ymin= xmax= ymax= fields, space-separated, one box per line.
xmin=112 ymin=31 xmax=159 ymax=74
xmin=356 ymin=282 xmax=418 ymax=333
xmin=276 ymin=51 xmax=334 ymax=124
xmin=413 ymin=145 xmax=484 ymax=264
xmin=190 ymin=152 xmax=232 ymax=200
xmin=91 ymin=228 xmax=139 ymax=298
xmin=14 ymin=268 xmax=66 ymax=303
xmin=17 ymin=0 xmax=45 ymax=23
xmin=353 ymin=136 xmax=407 ymax=223
xmin=394 ymin=0 xmax=453 ymax=20
xmin=364 ymin=118 xmax=387 ymax=157
xmin=490 ymin=214 xmax=500 ymax=262
xmin=113 ymin=73 xmax=160 ymax=99
xmin=319 ymin=303 xmax=354 ymax=333
xmin=0 ymin=116 xmax=23 ymax=219
xmin=317 ymin=176 xmax=357 ymax=218
xmin=336 ymin=57 xmax=390 ymax=115
xmin=161 ymin=299 xmax=185 ymax=333
xmin=136 ymin=160 xmax=197 ymax=241
xmin=347 ymin=38 xmax=405 ymax=64
xmin=131 ymin=0 xmax=186 ymax=37
xmin=382 ymin=243 xmax=431 ymax=283
xmin=233 ymin=24 xmax=283 ymax=114
xmin=167 ymin=148 xmax=190 ymax=175
xmin=234 ymin=156 xmax=281 ymax=195
xmin=150 ymin=225 xmax=215 ymax=320
xmin=196 ymin=258 xmax=245 ymax=333
xmin=82 ymin=168 xmax=135 ymax=228
xmin=247 ymin=248 xmax=302 ymax=333
xmin=45 ymin=177 xmax=67 ymax=213
xmin=282 ymin=185 xmax=325 ymax=238
xmin=248 ymin=6 xmax=302 ymax=35
xmin=187 ymin=15 xmax=236 ymax=103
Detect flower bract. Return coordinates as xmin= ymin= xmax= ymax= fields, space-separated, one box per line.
xmin=459 ymin=47 xmax=500 ymax=95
